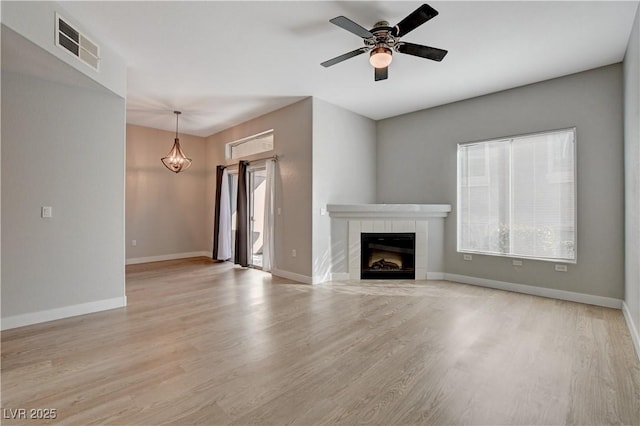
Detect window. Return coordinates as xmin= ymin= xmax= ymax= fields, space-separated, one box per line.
xmin=457 ymin=128 xmax=576 ymax=262
xmin=226 ymin=130 xmax=274 ymax=160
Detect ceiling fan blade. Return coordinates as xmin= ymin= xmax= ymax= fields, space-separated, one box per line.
xmin=393 ymin=4 xmax=439 ymax=37
xmin=330 ymin=16 xmax=374 ymax=39
xmin=321 ymin=48 xmax=368 ymax=67
xmin=374 ymin=66 xmax=388 ymax=81
xmin=397 ymin=42 xmax=448 ymax=62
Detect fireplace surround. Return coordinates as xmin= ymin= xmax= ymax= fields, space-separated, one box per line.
xmin=327 ymin=204 xmax=452 ymax=281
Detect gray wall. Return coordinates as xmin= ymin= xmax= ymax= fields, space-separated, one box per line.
xmin=624 ymin=7 xmax=640 ymax=345
xmin=2 ymin=57 xmax=126 ymax=318
xmin=312 ymin=98 xmax=377 ymax=282
xmin=377 ymin=64 xmax=624 ymax=299
xmin=205 ymin=99 xmax=313 ymax=280
xmin=126 ymin=124 xmax=208 ymax=260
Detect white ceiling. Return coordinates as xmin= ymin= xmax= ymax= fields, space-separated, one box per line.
xmin=58 ymin=1 xmax=639 ymax=137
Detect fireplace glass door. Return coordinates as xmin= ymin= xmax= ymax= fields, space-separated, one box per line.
xmin=361 ymin=233 xmax=416 ymax=279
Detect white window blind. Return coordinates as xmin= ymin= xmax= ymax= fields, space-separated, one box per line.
xmin=457 ymin=128 xmax=576 ymax=262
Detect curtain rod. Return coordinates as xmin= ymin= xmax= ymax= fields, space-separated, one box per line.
xmin=223 ymin=154 xmax=279 ymax=168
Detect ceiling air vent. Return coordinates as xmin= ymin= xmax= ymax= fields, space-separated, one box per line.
xmin=55 ymin=13 xmax=100 ymax=71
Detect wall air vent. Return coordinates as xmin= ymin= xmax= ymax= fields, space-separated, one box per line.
xmin=55 ymin=13 xmax=100 ymax=71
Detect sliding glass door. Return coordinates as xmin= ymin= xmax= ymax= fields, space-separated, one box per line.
xmin=225 ymin=164 xmax=271 ymax=269
xmin=248 ymin=167 xmax=267 ymax=268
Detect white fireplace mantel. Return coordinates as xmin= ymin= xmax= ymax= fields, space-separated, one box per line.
xmin=327 ymin=204 xmax=451 ymax=219
xmin=326 ymin=204 xmax=451 ymax=281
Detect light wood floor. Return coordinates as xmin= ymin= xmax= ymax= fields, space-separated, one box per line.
xmin=2 ymin=258 xmax=639 ymax=425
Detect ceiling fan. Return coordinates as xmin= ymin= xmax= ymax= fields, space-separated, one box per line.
xmin=320 ymin=3 xmax=448 ymax=81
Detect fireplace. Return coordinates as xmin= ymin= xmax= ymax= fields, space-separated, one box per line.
xmin=361 ymin=233 xmax=415 ymax=279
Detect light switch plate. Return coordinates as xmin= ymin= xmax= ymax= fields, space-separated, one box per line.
xmin=41 ymin=206 xmax=52 ymax=218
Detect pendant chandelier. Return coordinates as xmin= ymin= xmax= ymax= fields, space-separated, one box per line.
xmin=161 ymin=111 xmax=192 ymax=173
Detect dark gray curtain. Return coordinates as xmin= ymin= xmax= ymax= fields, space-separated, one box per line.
xmin=212 ymin=165 xmax=225 ymax=260
xmin=234 ymin=161 xmax=249 ymax=266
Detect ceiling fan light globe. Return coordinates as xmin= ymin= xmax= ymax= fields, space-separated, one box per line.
xmin=369 ymin=47 xmax=393 ymax=68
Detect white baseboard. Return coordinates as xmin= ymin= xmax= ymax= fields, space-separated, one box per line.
xmin=623 ymin=302 xmax=640 ymax=362
xmin=126 ymin=251 xmax=211 ymax=265
xmin=444 ymin=273 xmax=622 ymax=309
xmin=1 ymin=296 xmax=127 ymax=330
xmin=427 ymin=272 xmax=445 ymax=280
xmin=271 ymin=268 xmax=313 ymax=284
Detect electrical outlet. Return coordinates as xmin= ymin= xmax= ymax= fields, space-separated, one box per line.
xmin=132 ymin=240 xmax=137 ymax=247
xmin=463 ymin=254 xmax=472 ymax=261
xmin=41 ymin=206 xmax=52 ymax=218
xmin=512 ymin=260 xmax=523 ymax=266
xmin=291 ymin=249 xmax=297 ymax=258
xmin=555 ymin=264 xmax=568 ymax=272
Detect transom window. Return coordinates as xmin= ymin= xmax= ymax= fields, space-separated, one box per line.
xmin=225 ymin=130 xmax=274 ymax=160
xmin=457 ymin=128 xmax=576 ymax=262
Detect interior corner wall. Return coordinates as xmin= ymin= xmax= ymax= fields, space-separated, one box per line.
xmin=1 ymin=67 xmax=126 ymax=326
xmin=312 ymin=98 xmax=377 ymax=283
xmin=126 ymin=124 xmax=208 ymax=262
xmin=624 ymin=5 xmax=640 ymax=354
xmin=376 ymin=64 xmax=625 ymax=300
xmin=205 ymin=98 xmax=313 ymax=281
